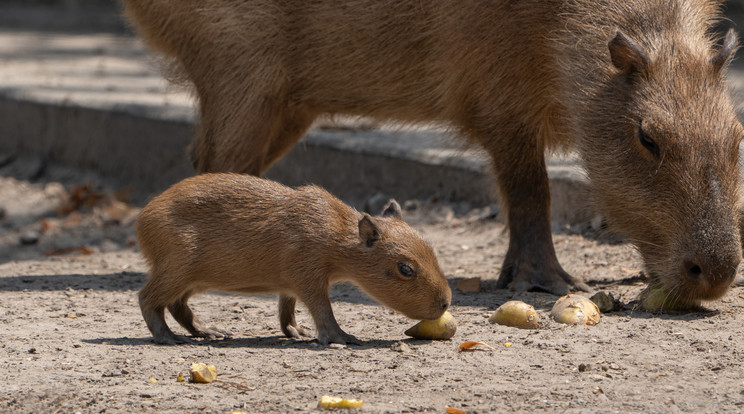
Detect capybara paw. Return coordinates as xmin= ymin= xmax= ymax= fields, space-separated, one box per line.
xmin=317 ymin=330 xmax=361 ymax=346
xmin=153 ymin=334 xmax=192 ymax=345
xmin=497 ymin=261 xmax=586 ymax=296
xmin=193 ymin=327 xmax=233 ymax=340
xmin=282 ymin=324 xmax=310 ymax=339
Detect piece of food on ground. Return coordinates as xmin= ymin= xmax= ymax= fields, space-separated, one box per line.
xmin=550 ymin=294 xmax=600 ymax=326
xmin=318 ymin=395 xmax=364 ymax=409
xmin=404 ymin=311 xmax=457 ymax=340
xmin=488 ymin=300 xmax=539 ymax=329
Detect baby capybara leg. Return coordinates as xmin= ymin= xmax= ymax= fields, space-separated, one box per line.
xmin=167 ymin=292 xmax=233 ymax=340
xmin=297 ymin=288 xmax=360 ymax=345
xmin=138 ymin=273 xmax=190 ymax=344
xmin=279 ymin=294 xmax=310 ymax=339
xmin=139 ymin=270 xmax=189 ymax=345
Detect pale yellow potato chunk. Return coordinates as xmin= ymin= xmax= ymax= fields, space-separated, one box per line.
xmin=190 ymin=363 xmax=217 ymax=383
xmin=404 ymin=311 xmax=457 ymax=340
xmin=550 ymin=294 xmax=600 ymax=326
xmin=318 ymin=395 xmax=364 ymax=409
xmin=489 ymin=300 xmax=539 ymax=329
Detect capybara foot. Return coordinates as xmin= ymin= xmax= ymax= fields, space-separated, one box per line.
xmin=282 ymin=323 xmax=311 ymax=339
xmin=317 ymin=329 xmax=361 ymax=346
xmin=497 ymin=258 xmax=589 ymax=295
xmin=192 ymin=327 xmax=233 ymax=340
xmin=153 ymin=332 xmax=193 ymax=345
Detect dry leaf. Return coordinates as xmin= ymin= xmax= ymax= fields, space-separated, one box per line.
xmin=148 ymin=376 xmax=157 ymax=384
xmin=62 ymin=211 xmax=83 ymax=228
xmin=456 ymin=277 xmax=481 ymax=292
xmin=39 ymin=218 xmax=59 ymax=233
xmin=458 ymin=340 xmax=495 ymax=352
xmin=446 ymin=406 xmax=467 ymax=414
xmin=45 ymin=246 xmax=94 ymax=256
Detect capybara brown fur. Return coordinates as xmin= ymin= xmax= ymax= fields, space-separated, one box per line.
xmin=123 ymin=0 xmax=743 ymax=305
xmin=136 ymin=173 xmax=451 ymax=345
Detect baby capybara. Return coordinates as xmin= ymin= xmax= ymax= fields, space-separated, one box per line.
xmin=136 ymin=174 xmax=451 ymax=345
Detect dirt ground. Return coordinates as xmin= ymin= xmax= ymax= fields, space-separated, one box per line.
xmin=1 ymin=159 xmax=744 ymax=414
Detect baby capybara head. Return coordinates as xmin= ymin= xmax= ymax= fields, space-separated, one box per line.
xmin=581 ymin=29 xmax=743 ymax=306
xmin=351 ymin=201 xmax=451 ymax=321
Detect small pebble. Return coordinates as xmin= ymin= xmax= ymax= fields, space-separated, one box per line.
xmin=20 ymin=231 xmax=40 ymax=245
xmin=390 ymin=341 xmax=411 ymax=353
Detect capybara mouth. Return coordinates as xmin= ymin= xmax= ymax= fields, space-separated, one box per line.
xmin=653 ymin=270 xmax=736 ymax=306
xmin=406 ymin=306 xmax=448 ymax=321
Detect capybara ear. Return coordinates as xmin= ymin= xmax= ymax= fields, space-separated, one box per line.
xmin=359 ymin=214 xmax=380 ymax=247
xmin=381 ymin=199 xmax=402 ymax=219
xmin=710 ymin=28 xmax=738 ymax=71
xmin=608 ymin=30 xmax=650 ymax=74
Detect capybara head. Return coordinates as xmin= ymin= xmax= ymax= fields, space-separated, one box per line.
xmin=581 ymin=28 xmax=743 ymax=305
xmin=351 ymin=200 xmax=451 ymax=320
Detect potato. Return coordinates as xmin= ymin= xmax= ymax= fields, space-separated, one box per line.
xmin=318 ymin=395 xmax=364 ymax=409
xmin=641 ymin=283 xmax=698 ymax=311
xmin=404 ymin=311 xmax=457 ymax=340
xmin=190 ymin=363 xmax=217 ymax=383
xmin=550 ymin=294 xmax=600 ymax=326
xmin=488 ymin=300 xmax=538 ymax=329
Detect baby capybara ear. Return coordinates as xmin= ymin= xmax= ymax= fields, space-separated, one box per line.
xmin=710 ymin=28 xmax=738 ymax=71
xmin=608 ymin=30 xmax=650 ymax=74
xmin=358 ymin=214 xmax=380 ymax=247
xmin=380 ymin=199 xmax=402 ymax=219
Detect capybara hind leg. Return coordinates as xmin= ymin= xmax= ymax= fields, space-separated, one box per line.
xmin=263 ymin=108 xmax=317 ymax=168
xmin=168 ymin=294 xmax=233 ymax=340
xmin=484 ymin=127 xmax=589 ymax=295
xmin=191 ymin=92 xmax=315 ymax=175
xmin=279 ymin=294 xmax=310 ymax=339
xmin=139 ymin=274 xmax=191 ymax=344
xmin=139 ymin=300 xmax=188 ymax=345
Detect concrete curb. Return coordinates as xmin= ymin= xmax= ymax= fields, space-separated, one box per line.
xmin=0 ymin=89 xmax=593 ymax=226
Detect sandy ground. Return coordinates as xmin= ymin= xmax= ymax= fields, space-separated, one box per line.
xmin=1 ymin=161 xmax=744 ymax=414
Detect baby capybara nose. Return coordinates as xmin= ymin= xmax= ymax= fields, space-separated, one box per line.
xmin=682 ymin=254 xmax=740 ymax=286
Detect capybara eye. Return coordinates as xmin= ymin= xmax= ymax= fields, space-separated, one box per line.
xmin=397 ymin=263 xmax=416 ymax=278
xmin=638 ymin=122 xmax=659 ymax=156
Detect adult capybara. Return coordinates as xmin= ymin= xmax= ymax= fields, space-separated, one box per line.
xmin=123 ymin=0 xmax=743 ymax=306
xmin=137 ymin=173 xmax=451 ymax=345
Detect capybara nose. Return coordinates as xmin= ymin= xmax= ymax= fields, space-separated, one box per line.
xmin=682 ymin=254 xmax=740 ymax=286
xmin=441 ymin=301 xmax=449 ymax=311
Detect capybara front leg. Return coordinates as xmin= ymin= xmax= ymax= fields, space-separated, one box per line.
xmin=279 ymin=294 xmax=310 ymax=339
xmin=167 ymin=294 xmax=233 ymax=340
xmin=299 ymin=288 xmax=360 ymax=346
xmin=488 ymin=128 xmax=589 ymax=295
